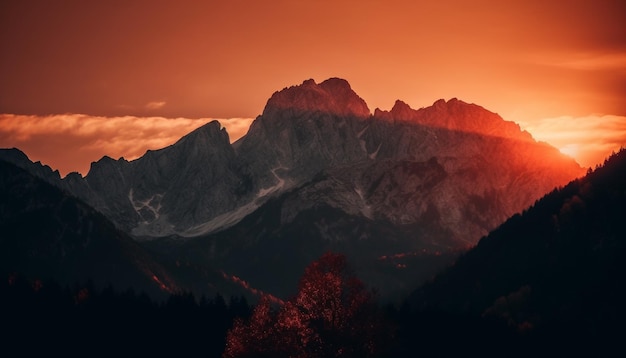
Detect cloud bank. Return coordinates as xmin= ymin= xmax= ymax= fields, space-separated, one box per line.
xmin=2 ymin=112 xmax=624 ymax=176
xmin=145 ymin=101 xmax=167 ymax=110
xmin=0 ymin=114 xmax=254 ymax=177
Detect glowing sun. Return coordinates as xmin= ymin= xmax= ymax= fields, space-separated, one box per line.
xmin=559 ymin=144 xmax=579 ymax=159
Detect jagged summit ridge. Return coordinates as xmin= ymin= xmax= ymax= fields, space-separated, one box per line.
xmin=263 ymin=78 xmax=370 ymax=118
xmin=374 ymin=97 xmax=533 ymax=141
xmin=0 ymin=77 xmax=590 ymax=307
xmin=0 ymin=77 xmax=584 ymax=241
xmin=178 ymin=120 xmax=229 ymax=145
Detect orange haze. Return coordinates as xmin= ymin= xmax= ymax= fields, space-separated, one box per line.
xmin=0 ymin=114 xmax=252 ymax=176
xmin=1 ymin=0 xmax=625 ymax=174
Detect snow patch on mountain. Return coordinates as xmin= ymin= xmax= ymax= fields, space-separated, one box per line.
xmin=369 ymin=143 xmax=382 ymax=160
xmin=131 ymin=215 xmax=175 ymax=239
xmin=354 ymin=186 xmax=373 ymax=219
xmin=182 ymin=199 xmax=261 ymax=237
xmin=129 ymin=189 xmax=163 ymax=222
xmin=257 ymin=165 xmax=288 ymax=198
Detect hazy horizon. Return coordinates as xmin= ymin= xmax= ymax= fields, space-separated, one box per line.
xmin=1 ymin=0 xmax=625 ymax=173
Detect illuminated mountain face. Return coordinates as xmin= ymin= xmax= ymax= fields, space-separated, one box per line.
xmin=0 ymin=78 xmax=585 ymax=301
xmin=400 ymin=149 xmax=626 ymax=356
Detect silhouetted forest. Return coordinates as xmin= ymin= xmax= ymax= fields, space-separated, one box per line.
xmin=1 ymin=273 xmax=250 ymax=357
xmin=400 ymin=148 xmax=626 ymax=356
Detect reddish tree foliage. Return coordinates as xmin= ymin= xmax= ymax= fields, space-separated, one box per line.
xmin=223 ymin=296 xmax=276 ymax=357
xmin=223 ymin=252 xmax=389 ymax=357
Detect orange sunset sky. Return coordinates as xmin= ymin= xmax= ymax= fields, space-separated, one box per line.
xmin=1 ymin=0 xmax=625 ymax=176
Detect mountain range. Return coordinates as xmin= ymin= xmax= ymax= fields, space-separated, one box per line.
xmin=0 ymin=78 xmax=585 ymax=301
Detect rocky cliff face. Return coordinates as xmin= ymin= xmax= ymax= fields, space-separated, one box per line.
xmin=1 ymin=78 xmax=586 ymax=300
xmin=87 ymin=120 xmax=244 ymax=237
xmin=353 ymin=98 xmax=582 ymax=243
xmin=1 ymin=78 xmax=583 ymax=244
xmin=234 ymin=78 xmax=372 ymax=192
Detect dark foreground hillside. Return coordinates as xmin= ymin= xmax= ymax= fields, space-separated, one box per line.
xmin=0 ymin=160 xmax=177 ymax=298
xmin=399 ymin=149 xmax=626 ymax=357
xmin=1 ymin=274 xmax=251 ymax=357
xmin=2 ymin=147 xmax=622 ymax=356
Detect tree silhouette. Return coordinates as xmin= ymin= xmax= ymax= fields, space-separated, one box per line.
xmin=0 ymin=273 xmax=251 ymax=357
xmin=223 ymin=252 xmax=388 ymax=357
xmin=224 ymin=296 xmax=276 ymax=357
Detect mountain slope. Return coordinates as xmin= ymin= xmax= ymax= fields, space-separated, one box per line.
xmin=0 ymin=160 xmax=179 ymax=297
xmin=406 ymin=149 xmax=626 ymax=354
xmin=0 ymin=78 xmax=584 ymax=243
xmin=0 ymin=78 xmax=586 ymax=301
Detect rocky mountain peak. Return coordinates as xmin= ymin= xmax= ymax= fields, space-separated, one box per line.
xmin=420 ymin=98 xmax=532 ymax=141
xmin=0 ymin=147 xmax=62 ymax=182
xmin=86 ymin=155 xmax=122 ymax=180
xmin=263 ymin=78 xmax=370 ymax=118
xmin=389 ymin=100 xmax=414 ymax=120
xmin=432 ymin=98 xmax=449 ymax=108
xmin=373 ymin=98 xmax=532 ymax=141
xmin=0 ymin=147 xmax=30 ymax=164
xmin=176 ymin=120 xmax=230 ymax=148
xmin=373 ymin=100 xmax=413 ymax=122
xmin=317 ymin=77 xmax=352 ymax=95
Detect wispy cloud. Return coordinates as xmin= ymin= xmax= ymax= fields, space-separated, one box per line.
xmin=555 ymin=53 xmax=626 ymax=71
xmin=145 ymin=101 xmax=167 ymax=110
xmin=0 ymin=114 xmax=254 ymax=176
xmin=526 ymin=51 xmax=626 ymax=71
xmin=520 ymin=114 xmax=626 ymax=167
